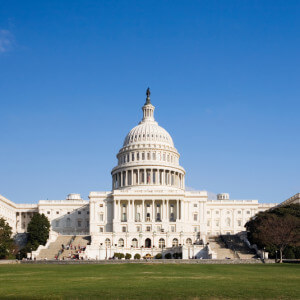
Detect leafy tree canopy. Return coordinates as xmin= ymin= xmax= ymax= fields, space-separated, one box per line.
xmin=27 ymin=213 xmax=50 ymax=247
xmin=245 ymin=204 xmax=300 ymax=262
xmin=0 ymin=218 xmax=15 ymax=259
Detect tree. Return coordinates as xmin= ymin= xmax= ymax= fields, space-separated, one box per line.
xmin=246 ymin=205 xmax=300 ymax=263
xmin=0 ymin=218 xmax=15 ymax=259
xmin=27 ymin=213 xmax=50 ymax=247
xmin=20 ymin=213 xmax=50 ymax=258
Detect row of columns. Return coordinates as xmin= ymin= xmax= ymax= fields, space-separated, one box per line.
xmin=114 ymin=199 xmax=183 ymax=223
xmin=112 ymin=168 xmax=185 ymax=189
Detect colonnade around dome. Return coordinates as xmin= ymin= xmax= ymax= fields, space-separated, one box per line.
xmin=112 ymin=168 xmax=185 ymax=189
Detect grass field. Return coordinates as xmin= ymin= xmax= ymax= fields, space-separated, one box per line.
xmin=0 ymin=263 xmax=299 ymax=299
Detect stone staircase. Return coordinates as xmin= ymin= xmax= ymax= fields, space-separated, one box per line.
xmin=37 ymin=236 xmax=73 ymax=260
xmin=221 ymin=235 xmax=257 ymax=259
xmin=58 ymin=236 xmax=91 ymax=260
xmin=208 ymin=237 xmax=237 ymax=259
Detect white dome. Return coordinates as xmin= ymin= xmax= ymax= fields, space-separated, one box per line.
xmin=123 ymin=122 xmax=174 ymax=147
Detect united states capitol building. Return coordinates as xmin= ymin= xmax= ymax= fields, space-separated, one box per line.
xmin=1 ymin=89 xmax=298 ymax=259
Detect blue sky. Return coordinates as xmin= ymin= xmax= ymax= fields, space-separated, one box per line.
xmin=0 ymin=0 xmax=299 ymax=204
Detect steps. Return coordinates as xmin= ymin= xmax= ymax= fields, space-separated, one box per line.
xmin=221 ymin=235 xmax=256 ymax=259
xmin=59 ymin=236 xmax=91 ymax=260
xmin=37 ymin=236 xmax=73 ymax=260
xmin=208 ymin=237 xmax=236 ymax=259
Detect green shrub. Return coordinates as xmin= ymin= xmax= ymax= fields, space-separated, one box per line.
xmin=114 ymin=252 xmax=120 ymax=259
xmin=164 ymin=253 xmax=172 ymax=259
xmin=134 ymin=253 xmax=141 ymax=259
xmin=119 ymin=253 xmax=125 ymax=259
xmin=155 ymin=253 xmax=162 ymax=259
xmin=125 ymin=253 xmax=132 ymax=260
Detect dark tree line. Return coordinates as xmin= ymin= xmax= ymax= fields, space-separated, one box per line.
xmin=245 ymin=204 xmax=300 ymax=262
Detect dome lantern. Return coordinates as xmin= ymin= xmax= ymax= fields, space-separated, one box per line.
xmin=141 ymin=87 xmax=155 ymax=123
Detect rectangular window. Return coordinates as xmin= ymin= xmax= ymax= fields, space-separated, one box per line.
xmin=78 ymin=211 xmax=81 ymax=214
xmin=56 ymin=211 xmax=59 ymax=214
xmin=171 ymin=226 xmax=175 ymax=232
xmin=194 ymin=204 xmax=198 ymax=208
xmin=99 ymin=227 xmax=104 ymax=233
xmin=47 ymin=211 xmax=50 ymax=215
xmin=207 ymin=220 xmax=210 ymax=226
xmin=216 ymin=221 xmax=219 ymax=227
xmin=122 ymin=226 xmax=127 ymax=232
xmin=99 ymin=214 xmax=104 ymax=222
xmin=193 ymin=227 xmax=198 ymax=232
xmin=78 ymin=221 xmax=82 ymax=227
xmin=194 ymin=214 xmax=198 ymax=221
xmin=132 ymin=153 xmax=135 ymax=161
xmin=146 ymin=226 xmax=151 ymax=232
xmin=136 ymin=226 xmax=141 ymax=232
xmin=238 ymin=220 xmax=242 ymax=226
xmin=100 ymin=204 xmax=103 ymax=207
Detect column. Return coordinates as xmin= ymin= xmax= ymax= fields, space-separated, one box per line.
xmin=150 ymin=169 xmax=153 ymax=184
xmin=166 ymin=200 xmax=169 ymax=221
xmin=142 ymin=200 xmax=145 ymax=222
xmin=120 ymin=172 xmax=123 ymax=187
xmin=152 ymin=200 xmax=155 ymax=222
xmin=176 ymin=200 xmax=179 ymax=221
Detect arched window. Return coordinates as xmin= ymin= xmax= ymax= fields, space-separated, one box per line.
xmin=132 ymin=238 xmax=138 ymax=248
xmin=172 ymin=238 xmax=179 ymax=247
xmin=118 ymin=238 xmax=124 ymax=247
xmin=105 ymin=238 xmax=111 ymax=246
xmin=159 ymin=238 xmax=165 ymax=248
xmin=186 ymin=238 xmax=192 ymax=246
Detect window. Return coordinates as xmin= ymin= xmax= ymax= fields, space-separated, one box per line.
xmin=238 ymin=220 xmax=242 ymax=226
xmin=78 ymin=211 xmax=81 ymax=215
xmin=56 ymin=211 xmax=59 ymax=214
xmin=47 ymin=211 xmax=50 ymax=215
xmin=136 ymin=226 xmax=141 ymax=232
xmin=105 ymin=238 xmax=111 ymax=246
xmin=194 ymin=214 xmax=198 ymax=221
xmin=87 ymin=211 xmax=90 ymax=215
xmin=172 ymin=238 xmax=179 ymax=247
xmin=194 ymin=204 xmax=198 ymax=208
xmin=55 ymin=221 xmax=59 ymax=227
xmin=66 ymin=218 xmax=71 ymax=227
xmin=159 ymin=238 xmax=165 ymax=248
xmin=132 ymin=153 xmax=135 ymax=161
xmin=207 ymin=220 xmax=210 ymax=226
xmin=171 ymin=225 xmax=175 ymax=232
xmin=238 ymin=211 xmax=241 ymax=214
xmin=226 ymin=218 xmax=231 ymax=226
xmin=186 ymin=238 xmax=192 ymax=246
xmin=207 ymin=211 xmax=210 ymax=214
xmin=78 ymin=220 xmax=82 ymax=227
xmin=99 ymin=214 xmax=104 ymax=222
xmin=132 ymin=238 xmax=138 ymax=248
xmin=137 ymin=152 xmax=140 ymax=160
xmin=146 ymin=226 xmax=151 ymax=232
xmin=118 ymin=238 xmax=124 ymax=247
xmin=122 ymin=226 xmax=127 ymax=233
xmin=99 ymin=227 xmax=104 ymax=233
xmin=247 ymin=211 xmax=250 ymax=215
xmin=216 ymin=220 xmax=219 ymax=227
xmin=142 ymin=153 xmax=145 ymax=160
xmin=216 ymin=211 xmax=219 ymax=214
xmin=100 ymin=204 xmax=103 ymax=207
xmin=67 ymin=212 xmax=70 ymax=214
xmin=193 ymin=227 xmax=198 ymax=232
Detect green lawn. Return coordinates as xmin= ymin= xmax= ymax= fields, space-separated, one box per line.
xmin=0 ymin=263 xmax=299 ymax=299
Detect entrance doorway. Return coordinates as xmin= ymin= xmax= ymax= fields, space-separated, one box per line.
xmin=145 ymin=238 xmax=151 ymax=248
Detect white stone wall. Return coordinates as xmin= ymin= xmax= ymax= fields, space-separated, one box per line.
xmin=0 ymin=194 xmax=17 ymax=233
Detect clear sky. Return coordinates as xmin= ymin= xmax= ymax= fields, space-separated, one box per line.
xmin=0 ymin=0 xmax=299 ymax=204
